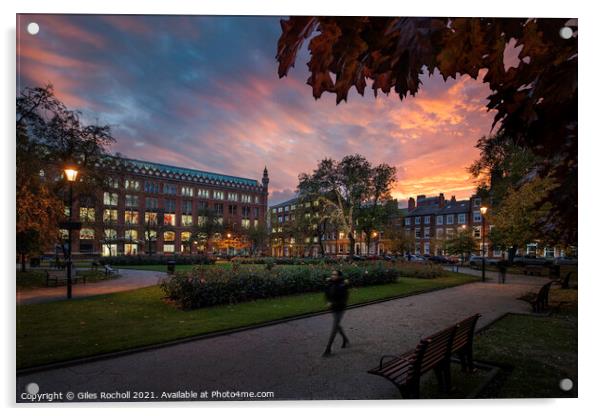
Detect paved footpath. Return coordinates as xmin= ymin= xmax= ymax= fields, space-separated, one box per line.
xmin=16 ymin=275 xmax=549 ymax=401
xmin=16 ymin=269 xmax=167 ymax=305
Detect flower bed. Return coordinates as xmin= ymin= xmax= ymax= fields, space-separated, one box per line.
xmin=160 ymin=262 xmax=402 ymax=310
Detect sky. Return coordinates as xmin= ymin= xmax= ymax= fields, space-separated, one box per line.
xmin=17 ymin=14 xmax=501 ymax=206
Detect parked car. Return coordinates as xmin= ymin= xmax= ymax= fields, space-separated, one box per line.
xmin=409 ymin=255 xmax=426 ymax=262
xmin=428 ymin=255 xmax=453 ymax=264
xmin=468 ymin=256 xmax=485 ymax=267
xmin=553 ymin=256 xmax=578 ymax=266
xmin=512 ymin=255 xmax=551 ymax=267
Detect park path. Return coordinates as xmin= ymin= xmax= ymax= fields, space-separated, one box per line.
xmin=16 ymin=269 xmax=167 ymax=305
xmin=16 ymin=275 xmax=550 ymax=401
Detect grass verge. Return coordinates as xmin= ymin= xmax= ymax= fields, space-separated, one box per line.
xmin=16 ymin=272 xmax=475 ymax=369
xmin=17 ymin=270 xmax=120 ymax=290
xmin=474 ymin=288 xmax=577 ymax=398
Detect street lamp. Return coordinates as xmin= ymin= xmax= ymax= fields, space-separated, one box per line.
xmin=480 ymin=206 xmax=488 ymax=282
xmin=64 ymin=166 xmax=79 ymax=299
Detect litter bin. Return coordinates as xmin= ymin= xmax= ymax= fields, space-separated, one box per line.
xmin=167 ymin=260 xmax=176 ymax=274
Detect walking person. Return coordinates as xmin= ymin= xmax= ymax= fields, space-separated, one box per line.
xmin=323 ymin=270 xmax=350 ymax=356
xmin=497 ymin=260 xmax=508 ymax=284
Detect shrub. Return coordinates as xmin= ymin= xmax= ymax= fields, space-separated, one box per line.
xmin=392 ymin=262 xmax=444 ymax=279
xmin=160 ymin=262 xmax=399 ymax=310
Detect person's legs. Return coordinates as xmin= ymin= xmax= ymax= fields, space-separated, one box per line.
xmin=335 ymin=310 xmax=350 ymax=347
xmin=323 ymin=310 xmax=344 ymax=355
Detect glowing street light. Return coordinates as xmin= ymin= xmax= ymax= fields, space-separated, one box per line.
xmin=64 ymin=166 xmax=79 ymax=299
xmin=479 ymin=205 xmax=488 ymax=282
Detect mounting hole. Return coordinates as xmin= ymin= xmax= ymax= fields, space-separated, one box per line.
xmin=559 ymin=27 xmax=573 ymax=39
xmin=27 ymin=22 xmax=40 ymax=35
xmin=559 ymin=378 xmax=573 ymax=391
xmin=25 ymin=382 xmax=39 ymax=395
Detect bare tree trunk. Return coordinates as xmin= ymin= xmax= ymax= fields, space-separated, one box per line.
xmin=348 ymin=233 xmax=356 ymax=257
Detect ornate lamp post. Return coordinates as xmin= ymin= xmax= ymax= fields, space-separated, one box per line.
xmin=480 ymin=206 xmax=488 ymax=282
xmin=64 ymin=166 xmax=79 ymax=299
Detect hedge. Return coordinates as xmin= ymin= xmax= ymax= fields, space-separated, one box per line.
xmin=160 ymin=262 xmax=401 ymax=310
xmin=99 ymin=255 xmax=215 ymax=266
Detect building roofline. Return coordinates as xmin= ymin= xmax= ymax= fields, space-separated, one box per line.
xmin=114 ymin=156 xmax=260 ymax=187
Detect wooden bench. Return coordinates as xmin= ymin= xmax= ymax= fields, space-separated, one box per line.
xmin=104 ymin=264 xmax=118 ymax=276
xmin=519 ymin=281 xmax=553 ymax=312
xmin=555 ymin=272 xmax=573 ymax=289
xmin=368 ymin=314 xmax=481 ymax=399
xmin=46 ymin=267 xmax=85 ymax=287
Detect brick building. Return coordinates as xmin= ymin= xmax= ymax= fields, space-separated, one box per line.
xmin=402 ymin=193 xmax=495 ymax=257
xmin=268 ymin=197 xmax=403 ymax=257
xmin=59 ymin=158 xmax=269 ymax=257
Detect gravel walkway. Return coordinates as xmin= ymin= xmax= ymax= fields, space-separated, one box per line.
xmin=16 ymin=276 xmax=549 ymax=401
xmin=16 ymin=269 xmax=167 ymax=305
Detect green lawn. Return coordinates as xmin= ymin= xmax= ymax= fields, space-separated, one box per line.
xmin=16 ymin=273 xmax=475 ymax=369
xmin=474 ymin=288 xmax=578 ymax=398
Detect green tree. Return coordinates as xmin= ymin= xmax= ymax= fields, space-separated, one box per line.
xmin=245 ymin=222 xmax=269 ymax=255
xmin=297 ymin=154 xmax=396 ymax=256
xmin=383 ymin=221 xmax=413 ymax=256
xmin=193 ymin=207 xmax=224 ymax=254
xmin=445 ymin=229 xmax=479 ymax=264
xmin=488 ymin=176 xmax=558 ymax=262
xmin=277 ymin=17 xmax=577 ymax=244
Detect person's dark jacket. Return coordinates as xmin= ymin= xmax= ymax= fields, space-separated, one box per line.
xmin=325 ymin=279 xmax=349 ymax=311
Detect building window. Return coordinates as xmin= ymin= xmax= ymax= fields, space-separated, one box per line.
xmin=144 ymin=181 xmax=160 ymax=193
xmin=405 ymin=218 xmax=411 ymax=226
xmin=125 ymin=229 xmax=138 ymax=240
xmin=124 ymin=244 xmax=138 ymax=255
xmin=103 ymin=209 xmax=118 ymax=224
xmin=255 ymin=196 xmax=260 ymax=204
xmin=125 ymin=179 xmax=140 ymax=191
xmin=102 ymin=244 xmax=118 ymax=257
xmin=59 ymin=229 xmax=68 ymax=240
xmin=181 ymin=214 xmax=193 ymax=226
xmin=198 ymin=188 xmax=210 ymax=199
xmin=241 ymin=194 xmax=251 ymax=203
xmin=424 ymin=216 xmax=430 ymax=225
xmin=253 ymin=219 xmax=259 ymax=228
xmin=164 ymin=231 xmax=175 ymax=242
xmin=473 ymin=198 xmax=481 ymax=207
xmin=253 ymin=207 xmax=260 ymax=218
xmin=124 ymin=210 xmax=139 ymax=225
xmin=228 ymin=204 xmax=238 ymax=215
xmin=79 ymin=228 xmax=95 ymax=240
xmin=181 ymin=231 xmax=191 ymax=242
xmin=228 ymin=192 xmax=238 ymax=201
xmin=145 ymin=212 xmax=158 ymax=225
xmin=458 ymin=213 xmax=466 ymax=224
xmin=436 ymin=215 xmax=443 ymax=225
xmin=145 ymin=197 xmax=159 ymax=210
xmin=415 ymin=228 xmax=421 ymax=239
xmin=473 ymin=211 xmax=482 ymax=223
xmin=79 ymin=207 xmax=95 ymax=223
xmin=242 ymin=206 xmax=251 ymax=218
xmin=107 ymin=178 xmax=119 ymax=189
xmin=104 ymin=228 xmax=118 ymax=239
xmin=163 ymin=244 xmax=175 ymax=253
xmin=213 ymin=191 xmax=224 ymax=200
xmin=165 ymin=199 xmax=176 ymax=213
xmin=182 ymin=200 xmax=193 ymax=214
xmin=181 ymin=186 xmax=194 ymax=197
xmin=446 ymin=214 xmax=454 ymax=224
xmin=125 ymin=194 xmax=139 ymax=208
xmin=214 ymin=203 xmax=223 ymax=215
xmin=103 ymin=192 xmax=118 ymax=206
xmin=415 ymin=217 xmax=421 ymax=225
xmin=436 ymin=228 xmax=444 ymax=239
xmin=446 ymin=228 xmax=455 ymax=238
xmin=241 ymin=219 xmax=251 ymax=229
xmin=163 ymin=183 xmax=177 ymax=195
xmin=424 ymin=228 xmax=431 ymax=238
xmin=424 ymin=242 xmax=430 ymax=255
xmin=145 ymin=230 xmax=157 ymax=240
xmin=473 ymin=226 xmax=482 ymax=239
xmin=163 ymin=213 xmax=176 ymax=226
xmin=271 ymin=208 xmax=277 ymax=214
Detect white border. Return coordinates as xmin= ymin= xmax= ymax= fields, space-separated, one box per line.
xmin=2 ymin=1 xmax=600 ymax=415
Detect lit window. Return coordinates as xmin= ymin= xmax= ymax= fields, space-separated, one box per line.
xmin=241 ymin=219 xmax=251 ymax=229
xmin=125 ymin=179 xmax=140 ymax=191
xmin=104 ymin=229 xmax=118 ymax=239
xmin=198 ymin=188 xmax=210 ymax=199
xmin=103 ymin=192 xmax=118 ymax=206
xmin=164 ymin=231 xmax=175 ymax=242
xmin=228 ymin=192 xmax=239 ymax=201
xmin=145 ymin=212 xmax=158 ymax=225
xmin=181 ymin=214 xmax=193 ymax=226
xmin=125 ymin=229 xmax=138 ymax=240
xmin=473 ymin=226 xmax=482 ymax=238
xmin=163 ymin=213 xmax=176 ymax=226
xmin=103 ymin=209 xmax=118 ymax=223
xmin=405 ymin=218 xmax=411 ymax=226
xmin=213 ymin=191 xmax=224 ymax=200
xmin=79 ymin=207 xmax=95 ymax=223
xmin=424 ymin=216 xmax=430 ymax=225
xmin=181 ymin=186 xmax=194 ymax=197
xmin=181 ymin=231 xmax=191 ymax=242
xmin=125 ymin=210 xmax=139 ymax=225
xmin=79 ymin=228 xmax=95 ymax=240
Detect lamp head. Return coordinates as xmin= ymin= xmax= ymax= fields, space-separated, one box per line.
xmin=64 ymin=167 xmax=79 ymax=182
xmin=480 ymin=206 xmax=488 ymax=215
